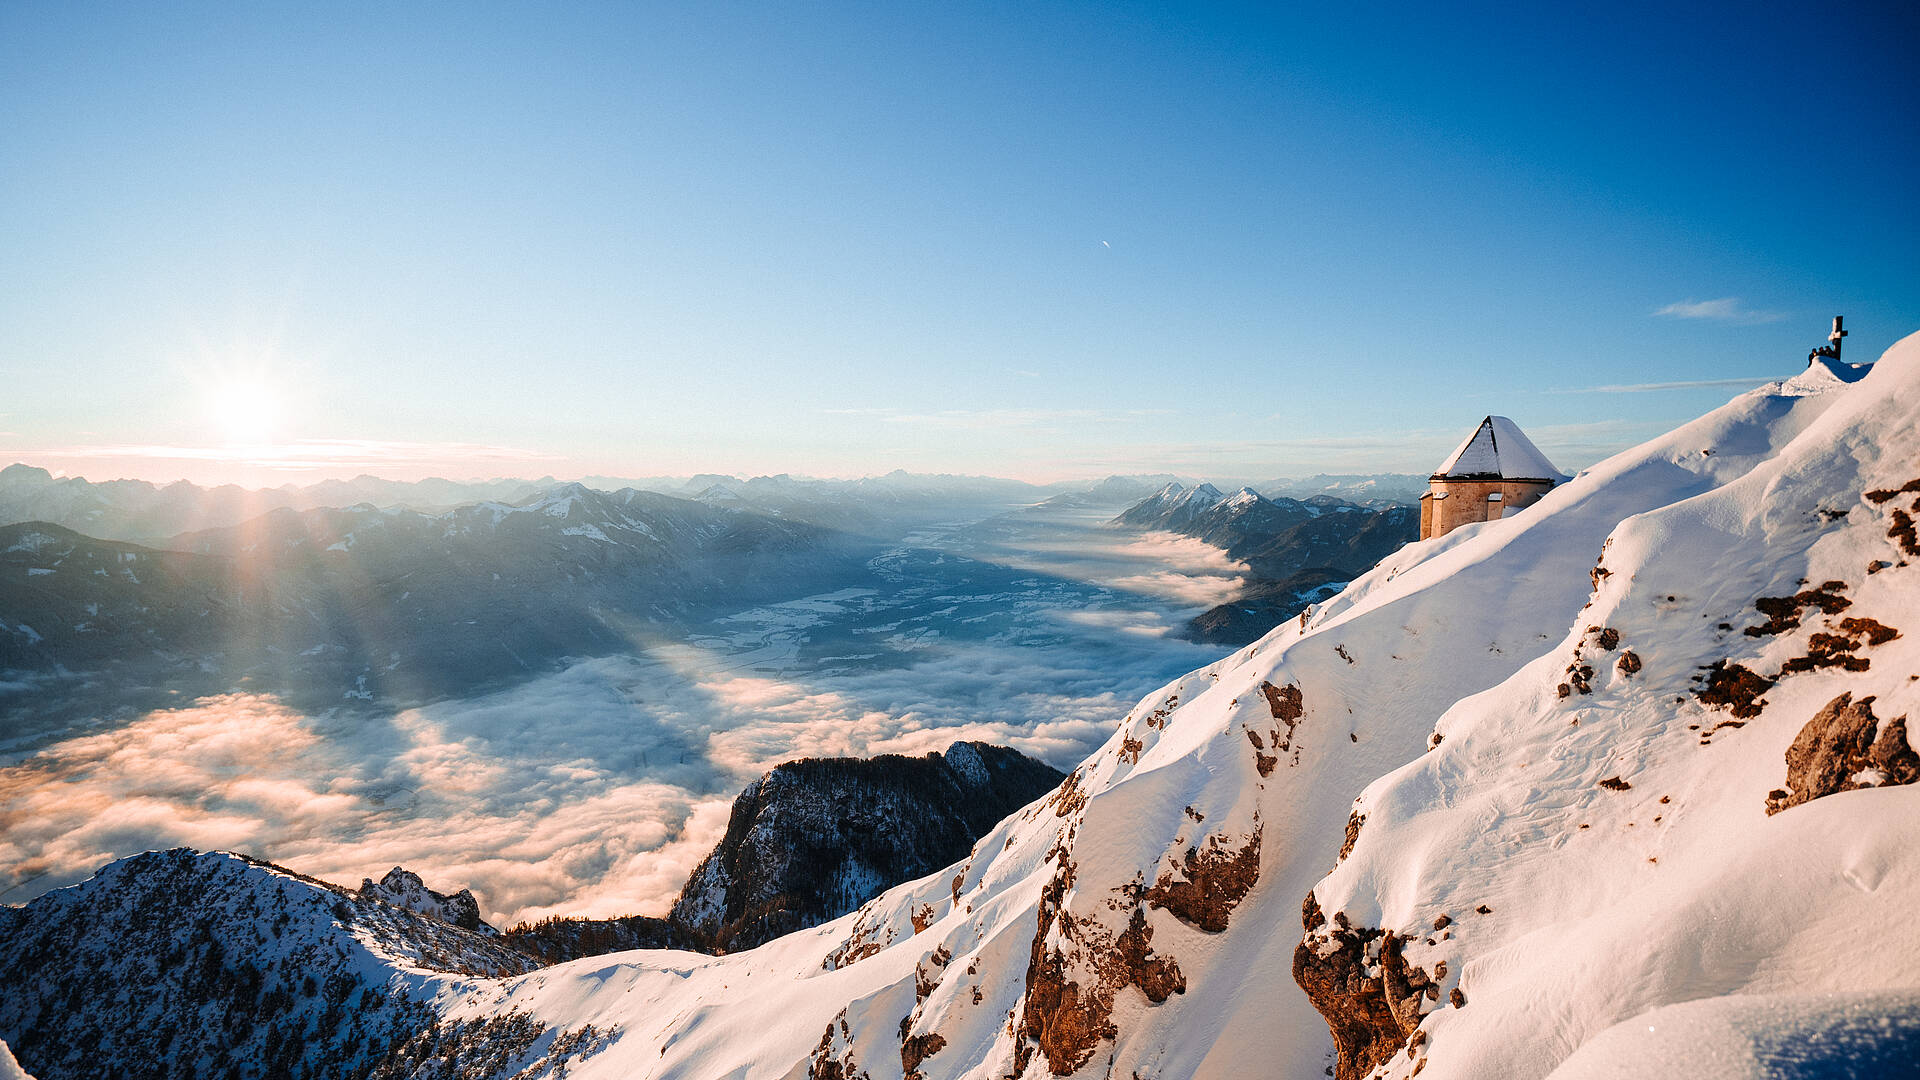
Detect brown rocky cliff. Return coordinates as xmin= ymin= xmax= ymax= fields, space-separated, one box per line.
xmin=1766 ymin=692 xmax=1919 ymax=815
xmin=1292 ymin=895 xmax=1442 ymax=1080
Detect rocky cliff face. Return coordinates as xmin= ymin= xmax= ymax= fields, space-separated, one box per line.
xmin=1765 ymin=690 xmax=1918 ymax=815
xmin=670 ymin=741 xmax=1065 ymax=952
xmin=492 ymin=740 xmax=1063 ymax=963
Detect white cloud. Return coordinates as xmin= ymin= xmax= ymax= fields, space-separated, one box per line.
xmin=1548 ymin=377 xmax=1772 ymax=394
xmin=1653 ymin=297 xmax=1786 ymax=323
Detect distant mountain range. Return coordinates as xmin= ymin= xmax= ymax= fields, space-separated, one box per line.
xmin=1253 ymin=472 xmax=1429 ymax=506
xmin=0 ymin=464 xmax=1422 ymax=718
xmin=0 ymin=463 xmax=555 ymax=544
xmin=0 ymin=462 xmax=1424 ymax=544
xmin=1112 ymin=482 xmax=1419 ymax=643
xmin=0 ymin=484 xmax=857 ymax=723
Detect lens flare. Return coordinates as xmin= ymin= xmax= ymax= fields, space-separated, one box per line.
xmin=205 ymin=379 xmax=280 ymax=446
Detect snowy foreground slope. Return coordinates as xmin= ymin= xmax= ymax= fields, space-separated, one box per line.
xmin=1302 ymin=343 xmax=1920 ymax=1080
xmin=382 ymin=337 xmax=1917 ymax=1080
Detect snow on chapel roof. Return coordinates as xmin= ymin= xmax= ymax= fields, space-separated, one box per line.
xmin=1431 ymin=416 xmax=1562 ymax=482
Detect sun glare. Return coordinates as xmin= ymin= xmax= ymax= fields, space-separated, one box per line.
xmin=206 ymin=379 xmax=281 ymax=446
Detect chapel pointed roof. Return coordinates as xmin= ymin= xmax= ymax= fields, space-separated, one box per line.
xmin=1431 ymin=416 xmax=1561 ymax=483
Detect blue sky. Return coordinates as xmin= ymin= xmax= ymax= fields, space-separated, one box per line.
xmin=2 ymin=2 xmax=1914 ymax=485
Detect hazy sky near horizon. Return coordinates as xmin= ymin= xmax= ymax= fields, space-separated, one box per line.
xmin=3 ymin=2 xmax=1915 ymax=486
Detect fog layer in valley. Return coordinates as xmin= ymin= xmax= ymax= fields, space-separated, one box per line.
xmin=0 ymin=504 xmax=1242 ymax=925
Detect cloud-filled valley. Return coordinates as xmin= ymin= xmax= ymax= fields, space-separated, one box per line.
xmin=0 ymin=505 xmax=1241 ymax=925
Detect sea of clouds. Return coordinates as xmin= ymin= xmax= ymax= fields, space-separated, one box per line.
xmin=1 ymin=509 xmax=1248 ymax=926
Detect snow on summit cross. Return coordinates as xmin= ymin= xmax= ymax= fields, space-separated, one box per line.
xmin=304 ymin=337 xmax=1920 ymax=1079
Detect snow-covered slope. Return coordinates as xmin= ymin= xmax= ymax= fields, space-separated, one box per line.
xmin=1298 ymin=342 xmax=1920 ymax=1079
xmin=374 ymin=339 xmax=1917 ymax=1080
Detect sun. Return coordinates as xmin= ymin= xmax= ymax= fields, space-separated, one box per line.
xmin=206 ymin=379 xmax=281 ymax=446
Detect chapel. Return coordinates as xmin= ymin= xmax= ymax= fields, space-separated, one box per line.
xmin=1419 ymin=416 xmax=1563 ymax=540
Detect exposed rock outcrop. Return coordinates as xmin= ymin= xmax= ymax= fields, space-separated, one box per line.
xmin=357 ymin=867 xmax=489 ymax=933
xmin=1694 ymin=659 xmax=1773 ymax=718
xmin=671 ymin=742 xmax=1064 ymax=952
xmin=1778 ymin=617 xmax=1901 ymax=675
xmin=1144 ymin=828 xmax=1262 ymax=933
xmin=1744 ymin=581 xmax=1852 ymax=637
xmin=1016 ymin=857 xmax=1186 ymax=1076
xmin=1292 ymin=896 xmax=1441 ymax=1080
xmin=1766 ymin=693 xmax=1920 ymax=815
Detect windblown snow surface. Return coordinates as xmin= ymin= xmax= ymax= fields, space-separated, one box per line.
xmin=400 ymin=338 xmax=1918 ymax=1079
